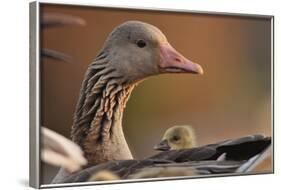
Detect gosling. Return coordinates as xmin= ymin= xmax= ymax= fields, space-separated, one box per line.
xmin=154 ymin=125 xmax=197 ymax=151
xmin=88 ymin=170 xmax=120 ymax=181
xmin=128 ymin=167 xmax=196 ymax=179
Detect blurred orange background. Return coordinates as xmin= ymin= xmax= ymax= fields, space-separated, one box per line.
xmin=40 ymin=4 xmax=272 ymax=184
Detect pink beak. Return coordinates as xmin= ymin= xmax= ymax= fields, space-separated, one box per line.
xmin=159 ymin=43 xmax=203 ymax=74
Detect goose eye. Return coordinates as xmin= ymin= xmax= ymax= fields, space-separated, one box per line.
xmin=172 ymin=136 xmax=180 ymax=141
xmin=136 ymin=39 xmax=146 ymax=48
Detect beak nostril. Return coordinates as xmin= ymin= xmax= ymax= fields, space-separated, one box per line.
xmin=174 ymin=57 xmax=181 ymax=63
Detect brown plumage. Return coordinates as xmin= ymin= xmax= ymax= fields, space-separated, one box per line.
xmin=51 ymin=21 xmax=271 ymax=183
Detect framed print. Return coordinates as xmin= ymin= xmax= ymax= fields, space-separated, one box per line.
xmin=29 ymin=1 xmax=273 ymax=188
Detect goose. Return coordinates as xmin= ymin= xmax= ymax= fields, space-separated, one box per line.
xmin=69 ymin=20 xmax=203 ymax=167
xmin=51 ymin=21 xmax=271 ymax=183
xmin=154 ymin=125 xmax=197 ymax=151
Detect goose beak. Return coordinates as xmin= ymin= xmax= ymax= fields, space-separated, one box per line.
xmin=154 ymin=139 xmax=171 ymax=151
xmin=159 ymin=43 xmax=203 ymax=74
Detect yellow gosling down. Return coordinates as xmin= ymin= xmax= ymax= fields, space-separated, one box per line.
xmin=128 ymin=167 xmax=197 ymax=179
xmin=154 ymin=125 xmax=197 ymax=151
xmin=88 ymin=170 xmax=120 ymax=181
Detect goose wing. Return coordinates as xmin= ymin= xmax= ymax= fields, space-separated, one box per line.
xmin=54 ymin=135 xmax=271 ymax=183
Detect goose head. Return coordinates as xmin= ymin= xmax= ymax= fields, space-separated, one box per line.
xmin=100 ymin=20 xmax=203 ymax=84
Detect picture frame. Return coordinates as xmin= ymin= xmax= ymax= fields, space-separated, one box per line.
xmin=29 ymin=1 xmax=274 ymax=188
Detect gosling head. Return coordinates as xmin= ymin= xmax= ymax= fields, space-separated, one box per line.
xmin=154 ymin=125 xmax=197 ymax=151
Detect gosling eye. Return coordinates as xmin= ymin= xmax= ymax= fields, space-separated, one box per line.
xmin=172 ymin=136 xmax=180 ymax=142
xmin=136 ymin=39 xmax=146 ymax=48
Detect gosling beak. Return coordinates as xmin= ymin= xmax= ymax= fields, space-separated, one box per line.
xmin=159 ymin=43 xmax=203 ymax=74
xmin=154 ymin=139 xmax=171 ymax=151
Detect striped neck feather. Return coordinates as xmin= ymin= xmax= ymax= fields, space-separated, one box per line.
xmin=71 ymin=52 xmax=135 ymax=165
